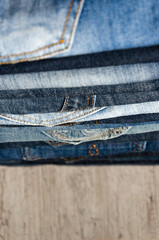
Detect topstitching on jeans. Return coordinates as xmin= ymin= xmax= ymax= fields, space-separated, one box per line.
xmin=0 ymin=107 xmax=101 ymax=126
xmin=65 ymin=95 xmax=96 ymax=111
xmin=46 ymin=127 xmax=130 ymax=142
xmin=0 ymin=95 xmax=95 ymax=123
xmin=22 ymin=140 xmax=139 ymax=161
xmin=22 ymin=147 xmax=41 ymax=161
xmin=0 ymin=0 xmax=84 ymax=65
xmin=60 ymin=95 xmax=95 ymax=112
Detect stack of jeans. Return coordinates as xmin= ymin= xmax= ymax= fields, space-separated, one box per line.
xmin=0 ymin=0 xmax=159 ymax=165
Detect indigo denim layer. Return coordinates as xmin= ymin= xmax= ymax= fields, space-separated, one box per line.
xmin=1 ymin=89 xmax=159 ymax=114
xmin=0 ymin=141 xmax=147 ymax=162
xmin=87 ymin=114 xmax=159 ymax=125
xmin=0 ymin=0 xmax=85 ymax=64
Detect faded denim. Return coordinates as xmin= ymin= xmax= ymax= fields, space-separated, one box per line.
xmin=1 ymin=0 xmax=159 ymax=64
xmin=0 ymin=62 xmax=159 ymax=91
xmin=1 ymin=121 xmax=159 ymax=144
xmin=0 ymin=0 xmax=85 ymax=64
xmin=61 ymin=0 xmax=159 ymax=57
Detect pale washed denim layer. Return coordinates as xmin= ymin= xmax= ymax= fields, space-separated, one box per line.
xmin=0 ymin=62 xmax=159 ymax=90
xmin=1 ymin=121 xmax=159 ymax=144
xmin=0 ymin=101 xmax=159 ymax=126
xmin=60 ymin=0 xmax=159 ymax=57
xmin=0 ymin=141 xmax=147 ymax=162
xmin=0 ymin=0 xmax=85 ymax=64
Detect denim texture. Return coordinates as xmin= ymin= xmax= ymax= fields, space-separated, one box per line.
xmin=88 ymin=114 xmax=159 ymax=125
xmin=0 ymin=0 xmax=85 ymax=64
xmin=1 ymin=0 xmax=159 ymax=64
xmin=1 ymin=45 xmax=159 ymax=75
xmin=1 ymin=129 xmax=159 ymax=148
xmin=78 ymin=102 xmax=159 ymax=124
xmin=1 ymin=121 xmax=159 ymax=144
xmin=1 ymin=88 xmax=159 ymax=114
xmin=1 ymin=141 xmax=159 ymax=165
xmin=0 ymin=1 xmax=159 ymax=164
xmin=0 ymin=62 xmax=159 ymax=91
xmin=0 ymin=141 xmax=147 ymax=162
xmin=61 ymin=0 xmax=159 ymax=57
xmin=0 ymin=101 xmax=159 ymax=126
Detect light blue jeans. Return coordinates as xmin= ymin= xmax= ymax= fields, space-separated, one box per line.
xmin=0 ymin=121 xmax=159 ymax=144
xmin=0 ymin=62 xmax=159 ymax=90
xmin=0 ymin=0 xmax=85 ymax=64
xmin=1 ymin=0 xmax=159 ymax=64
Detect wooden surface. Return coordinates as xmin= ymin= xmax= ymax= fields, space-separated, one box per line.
xmin=0 ymin=165 xmax=159 ymax=240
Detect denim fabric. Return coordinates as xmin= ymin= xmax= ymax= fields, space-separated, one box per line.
xmin=1 ymin=141 xmax=159 ymax=165
xmin=0 ymin=101 xmax=159 ymax=126
xmin=1 ymin=89 xmax=159 ymax=114
xmin=1 ymin=45 xmax=159 ymax=75
xmin=0 ymin=62 xmax=159 ymax=91
xmin=0 ymin=0 xmax=85 ymax=64
xmin=78 ymin=101 xmax=159 ymax=124
xmin=1 ymin=121 xmax=159 ymax=144
xmin=1 ymin=130 xmax=159 ymax=148
xmin=0 ymin=141 xmax=147 ymax=162
xmin=1 ymin=0 xmax=158 ymax=64
xmin=87 ymin=114 xmax=159 ymax=125
xmin=60 ymin=0 xmax=159 ymax=57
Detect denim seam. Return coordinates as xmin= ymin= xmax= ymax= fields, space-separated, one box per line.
xmin=47 ymin=141 xmax=68 ymax=147
xmin=138 ymin=141 xmax=145 ymax=152
xmin=61 ymin=95 xmax=92 ymax=112
xmin=0 ymin=95 xmax=96 ymax=125
xmin=131 ymin=142 xmax=138 ymax=152
xmin=22 ymin=147 xmax=41 ymax=161
xmin=0 ymin=0 xmax=74 ymax=59
xmin=11 ymin=96 xmax=92 ymax=121
xmin=65 ymin=95 xmax=95 ymax=111
xmin=21 ymin=147 xmax=36 ymax=161
xmin=0 ymin=0 xmax=83 ymax=65
xmin=0 ymin=107 xmax=100 ymax=126
xmin=60 ymin=96 xmax=70 ymax=112
xmin=47 ymin=127 xmax=127 ymax=142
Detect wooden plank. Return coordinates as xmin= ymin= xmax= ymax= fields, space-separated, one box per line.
xmin=0 ymin=165 xmax=159 ymax=240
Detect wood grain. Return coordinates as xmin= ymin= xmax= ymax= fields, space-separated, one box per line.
xmin=0 ymin=165 xmax=159 ymax=240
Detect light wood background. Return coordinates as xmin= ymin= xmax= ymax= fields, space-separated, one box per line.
xmin=0 ymin=165 xmax=159 ymax=240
